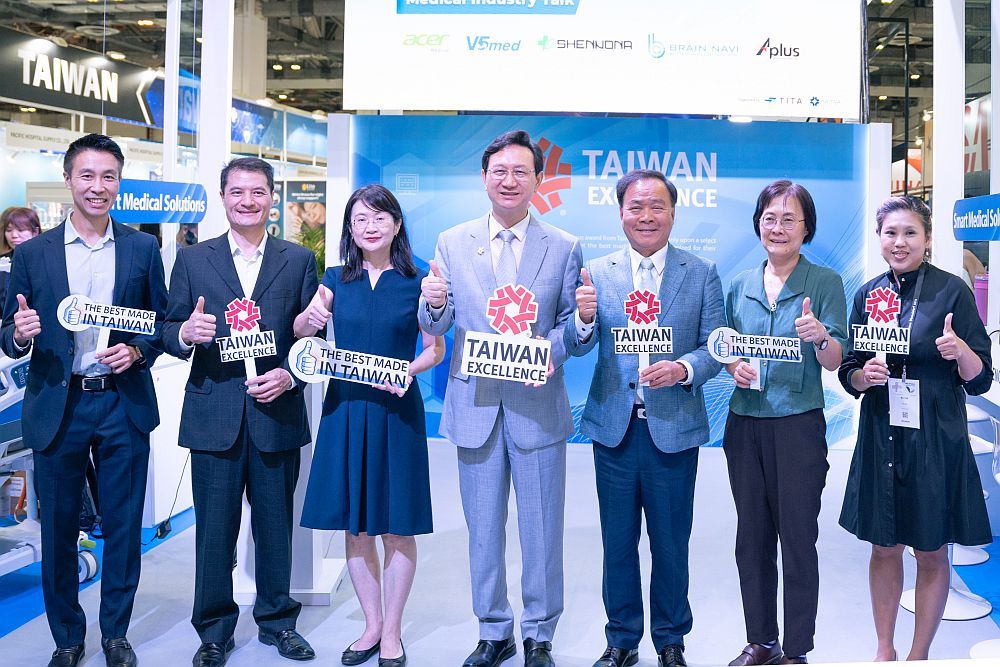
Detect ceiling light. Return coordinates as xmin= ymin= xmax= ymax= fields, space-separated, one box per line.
xmin=290 ymin=64 xmax=301 ymax=71
xmin=874 ymin=43 xmax=885 ymax=51
xmin=19 ymin=106 xmax=37 ymax=113
xmin=137 ymin=19 xmax=155 ymax=27
xmin=922 ymin=110 xmax=932 ymax=121
xmin=878 ymin=95 xmax=888 ymax=101
xmin=196 ymin=36 xmax=203 ymax=43
xmin=910 ymin=73 xmax=920 ymax=80
xmin=915 ymin=137 xmax=923 ymax=146
xmin=881 ymin=0 xmax=893 ymax=4
xmin=272 ymin=63 xmax=283 ymax=70
xmin=278 ymin=94 xmax=288 ymax=100
xmin=255 ymin=98 xmax=273 ymax=107
xmin=107 ymin=50 xmax=126 ymax=60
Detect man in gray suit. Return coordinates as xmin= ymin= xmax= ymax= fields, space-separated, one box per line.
xmin=566 ymin=170 xmax=724 ymax=667
xmin=419 ymin=130 xmax=582 ymax=667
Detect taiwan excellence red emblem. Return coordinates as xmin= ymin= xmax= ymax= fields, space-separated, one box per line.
xmin=487 ymin=284 xmax=539 ymax=336
xmin=225 ymin=297 xmax=262 ymax=332
xmin=624 ymin=289 xmax=660 ymax=325
xmin=864 ymin=287 xmax=900 ymax=324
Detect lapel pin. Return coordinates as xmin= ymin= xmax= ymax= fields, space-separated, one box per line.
xmin=477 ymin=246 xmax=485 ymax=255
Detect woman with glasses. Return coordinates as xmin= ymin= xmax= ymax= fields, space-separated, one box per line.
xmin=839 ymin=195 xmax=991 ymax=661
xmin=295 ymin=184 xmax=444 ymax=667
xmin=723 ymin=180 xmax=847 ymax=666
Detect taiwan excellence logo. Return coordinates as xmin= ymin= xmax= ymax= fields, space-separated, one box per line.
xmin=530 ymin=137 xmax=572 ymax=215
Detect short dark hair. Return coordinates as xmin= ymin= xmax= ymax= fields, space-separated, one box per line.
xmin=615 ymin=169 xmax=677 ymax=208
xmin=220 ymin=157 xmax=274 ymax=193
xmin=481 ymin=130 xmax=544 ymax=174
xmin=875 ymin=195 xmax=932 ymax=236
xmin=64 ymin=133 xmax=124 ymax=175
xmin=340 ymin=184 xmax=417 ymax=283
xmin=752 ymin=180 xmax=818 ymax=243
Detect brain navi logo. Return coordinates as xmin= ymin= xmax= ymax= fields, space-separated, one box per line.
xmin=530 ymin=137 xmax=572 ymax=215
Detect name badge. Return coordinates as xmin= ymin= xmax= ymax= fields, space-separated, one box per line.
xmin=888 ymin=378 xmax=920 ymax=429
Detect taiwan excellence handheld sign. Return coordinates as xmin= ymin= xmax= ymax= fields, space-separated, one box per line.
xmin=57 ymin=294 xmax=157 ymax=352
xmin=613 ymin=289 xmax=672 ymax=384
xmin=288 ymin=337 xmax=410 ymax=387
xmin=854 ymin=286 xmax=908 ymax=361
xmin=216 ymin=298 xmax=276 ymax=380
xmin=460 ymin=283 xmax=551 ymax=385
xmin=709 ymin=326 xmax=802 ymax=392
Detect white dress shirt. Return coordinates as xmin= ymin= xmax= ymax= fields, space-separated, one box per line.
xmin=576 ymin=243 xmax=693 ymax=389
xmin=65 ymin=213 xmax=116 ymax=376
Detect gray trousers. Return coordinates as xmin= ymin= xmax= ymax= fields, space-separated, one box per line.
xmin=457 ymin=408 xmax=566 ymax=642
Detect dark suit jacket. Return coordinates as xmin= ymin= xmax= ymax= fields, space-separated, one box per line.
xmin=162 ymin=233 xmax=318 ymax=453
xmin=0 ymin=222 xmax=167 ymax=451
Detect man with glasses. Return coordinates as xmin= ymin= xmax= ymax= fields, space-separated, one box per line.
xmin=565 ymin=170 xmax=723 ymax=667
xmin=419 ymin=130 xmax=582 ymax=667
xmin=162 ymin=157 xmax=318 ymax=666
xmin=1 ymin=134 xmax=167 ymax=667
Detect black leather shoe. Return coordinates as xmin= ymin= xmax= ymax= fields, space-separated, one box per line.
xmin=658 ymin=645 xmax=686 ymax=667
xmin=462 ymin=637 xmax=517 ymax=667
xmin=192 ymin=638 xmax=235 ymax=667
xmin=593 ymin=646 xmax=638 ymax=667
xmin=103 ymin=637 xmax=138 ymax=667
xmin=48 ymin=646 xmax=84 ymax=667
xmin=259 ymin=629 xmax=315 ymax=661
xmin=342 ymin=639 xmax=380 ymax=665
xmin=378 ymin=642 xmax=406 ymax=667
xmin=524 ymin=638 xmax=554 ymax=667
xmin=729 ymin=643 xmax=783 ymax=666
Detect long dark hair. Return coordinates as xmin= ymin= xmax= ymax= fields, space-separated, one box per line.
xmin=340 ymin=184 xmax=417 ymax=283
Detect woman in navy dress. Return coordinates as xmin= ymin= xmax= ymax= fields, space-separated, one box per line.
xmin=295 ymin=185 xmax=443 ymax=667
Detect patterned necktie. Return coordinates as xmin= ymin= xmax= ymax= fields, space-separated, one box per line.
xmin=638 ymin=257 xmax=657 ymax=294
xmin=495 ymin=229 xmax=517 ymax=286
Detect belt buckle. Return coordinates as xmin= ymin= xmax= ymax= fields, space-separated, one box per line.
xmin=82 ymin=376 xmax=107 ymax=391
xmin=636 ymin=407 xmax=647 ymax=420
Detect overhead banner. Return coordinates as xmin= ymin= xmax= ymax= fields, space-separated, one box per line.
xmin=344 ymin=0 xmax=862 ymax=119
xmin=0 ymin=26 xmax=156 ymax=125
xmin=111 ymin=179 xmax=208 ymax=225
xmin=349 ymin=114 xmax=871 ymax=445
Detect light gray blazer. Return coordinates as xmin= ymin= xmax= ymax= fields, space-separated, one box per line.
xmin=565 ymin=244 xmax=724 ymax=453
xmin=418 ymin=213 xmax=583 ymax=449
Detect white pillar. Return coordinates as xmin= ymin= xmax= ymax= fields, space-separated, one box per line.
xmin=932 ymin=0 xmax=964 ymax=274
xmin=196 ymin=0 xmax=235 ymax=239
xmin=866 ymin=123 xmax=893 ymax=281
xmin=161 ymin=0 xmax=182 ymax=279
xmin=989 ymin=0 xmax=1000 ymax=332
xmin=234 ymin=0 xmax=268 ymax=101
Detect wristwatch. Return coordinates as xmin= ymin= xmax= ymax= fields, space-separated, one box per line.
xmin=818 ymin=337 xmax=830 ymax=351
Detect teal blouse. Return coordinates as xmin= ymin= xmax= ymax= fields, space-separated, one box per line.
xmin=725 ymin=255 xmax=848 ymax=418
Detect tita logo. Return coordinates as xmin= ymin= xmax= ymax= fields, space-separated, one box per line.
xmin=756 ymin=38 xmax=800 ymax=59
xmin=530 ymin=137 xmax=572 ymax=215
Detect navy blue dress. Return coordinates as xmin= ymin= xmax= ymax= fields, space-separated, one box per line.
xmin=301 ymin=266 xmax=432 ymax=536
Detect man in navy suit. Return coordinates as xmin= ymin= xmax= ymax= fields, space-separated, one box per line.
xmin=566 ymin=170 xmax=724 ymax=667
xmin=162 ymin=158 xmax=318 ymax=667
xmin=0 ymin=134 xmax=167 ymax=667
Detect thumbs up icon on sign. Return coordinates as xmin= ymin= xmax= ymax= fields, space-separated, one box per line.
xmin=296 ymin=340 xmax=317 ymax=376
xmin=712 ymin=330 xmax=731 ymax=360
xmin=63 ymin=297 xmax=82 ymax=326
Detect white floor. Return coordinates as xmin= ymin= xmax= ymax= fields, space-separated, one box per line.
xmin=1 ymin=441 xmax=998 ymax=666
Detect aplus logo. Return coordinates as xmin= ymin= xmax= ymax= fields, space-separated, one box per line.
xmin=530 ymin=137 xmax=572 ymax=215
xmin=756 ymin=38 xmax=800 ymax=59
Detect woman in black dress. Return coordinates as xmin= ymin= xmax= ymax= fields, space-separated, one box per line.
xmin=294 ymin=185 xmax=444 ymax=667
xmin=839 ymin=195 xmax=992 ymax=661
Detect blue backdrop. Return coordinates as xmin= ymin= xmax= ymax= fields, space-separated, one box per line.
xmin=350 ymin=115 xmax=870 ymax=445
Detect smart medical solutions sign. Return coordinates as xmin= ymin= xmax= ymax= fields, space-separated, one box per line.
xmin=350 ymin=115 xmax=870 ymax=445
xmin=0 ymin=27 xmax=156 ymax=125
xmin=111 ymin=180 xmax=208 ymax=225
xmin=344 ymin=0 xmax=862 ymax=119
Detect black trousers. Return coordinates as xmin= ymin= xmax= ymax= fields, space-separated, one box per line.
xmin=34 ymin=385 xmax=149 ymax=648
xmin=723 ymin=409 xmax=829 ymax=657
xmin=190 ymin=421 xmax=302 ymax=643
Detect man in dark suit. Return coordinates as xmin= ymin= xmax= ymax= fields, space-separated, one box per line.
xmin=162 ymin=157 xmax=318 ymax=667
xmin=0 ymin=134 xmax=167 ymax=667
xmin=566 ymin=170 xmax=724 ymax=667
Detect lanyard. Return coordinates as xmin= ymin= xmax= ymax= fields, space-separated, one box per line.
xmin=897 ymin=265 xmax=926 ymax=380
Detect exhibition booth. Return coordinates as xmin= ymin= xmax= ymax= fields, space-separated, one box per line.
xmin=1 ymin=0 xmax=999 ymax=665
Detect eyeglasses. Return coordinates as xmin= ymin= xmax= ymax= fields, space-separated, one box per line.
xmin=487 ymin=167 xmax=533 ymax=182
xmin=760 ymin=215 xmax=804 ymax=231
xmin=350 ymin=215 xmax=395 ymax=230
